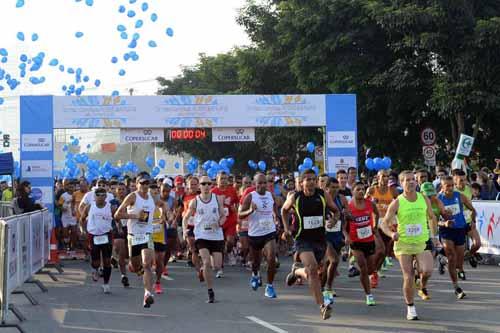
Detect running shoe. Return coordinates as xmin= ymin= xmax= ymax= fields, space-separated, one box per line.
xmin=91 ymin=269 xmax=99 ymax=282
xmin=385 ymin=257 xmax=393 ymax=267
xmin=257 ymin=276 xmax=263 ymax=287
xmin=250 ymin=276 xmax=259 ymax=291
xmin=455 ymin=287 xmax=466 ymax=299
xmin=143 ymin=292 xmax=154 ymax=308
xmin=378 ymin=270 xmax=386 ymax=278
xmin=366 ymin=294 xmax=376 ymax=306
xmin=418 ymin=288 xmax=430 ymax=301
xmin=348 ymin=266 xmax=360 ymax=278
xmin=285 ymin=264 xmax=299 ymax=286
xmin=216 ymin=270 xmax=224 ymax=278
xmin=469 ymin=255 xmax=478 ymax=268
xmin=110 ymin=257 xmax=118 ymax=269
xmin=407 ymin=305 xmax=418 ymax=320
xmin=198 ymin=269 xmax=205 ymax=283
xmin=154 ymin=282 xmax=163 ymax=294
xmin=370 ymin=272 xmax=379 ymax=289
xmin=98 ymin=267 xmax=104 ymax=277
xmin=438 ymin=254 xmax=446 ymax=275
xmin=323 ymin=290 xmax=334 ymax=305
xmin=320 ymin=304 xmax=332 ymax=320
xmin=458 ymin=271 xmax=466 ymax=281
xmin=207 ymin=290 xmax=215 ymax=303
xmin=381 ymin=260 xmax=388 ymax=271
xmin=121 ymin=275 xmax=129 ymax=287
xmin=102 ymin=284 xmax=111 ymax=294
xmin=265 ymin=284 xmax=277 ymax=298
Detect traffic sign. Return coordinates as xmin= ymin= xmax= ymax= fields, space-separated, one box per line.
xmin=421 ymin=128 xmax=436 ymax=145
xmin=422 ymin=146 xmax=436 ymax=166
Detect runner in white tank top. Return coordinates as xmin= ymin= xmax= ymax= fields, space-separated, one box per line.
xmin=239 ymin=173 xmax=279 ymax=298
xmin=82 ymin=188 xmax=116 ymax=294
xmin=183 ymin=176 xmax=226 ymax=304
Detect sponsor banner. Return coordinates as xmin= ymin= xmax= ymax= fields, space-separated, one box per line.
xmin=212 ymin=128 xmax=255 ymax=142
xmin=120 ymin=128 xmax=165 ymax=143
xmin=6 ymin=219 xmax=19 ymax=293
xmin=19 ymin=215 xmax=31 ymax=282
xmin=21 ymin=134 xmax=52 ymax=152
xmin=21 ymin=160 xmax=53 ymax=178
xmin=30 ymin=212 xmax=44 ymax=274
xmin=475 ymin=201 xmax=500 ymax=255
xmin=327 ymin=156 xmax=357 ymax=174
xmin=53 ymin=95 xmax=326 ymax=128
xmin=327 ymin=131 xmax=356 ymax=148
xmin=31 ymin=186 xmax=53 ymax=205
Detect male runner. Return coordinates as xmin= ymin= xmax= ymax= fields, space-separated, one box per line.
xmin=150 ymin=184 xmax=168 ymax=294
xmin=115 ymin=173 xmax=168 ymax=308
xmin=110 ymin=182 xmax=130 ymax=287
xmin=239 ymin=173 xmax=279 ymax=298
xmin=282 ymin=169 xmax=340 ymax=320
xmin=59 ymin=181 xmax=78 ymax=255
xmin=438 ymin=176 xmax=476 ymax=297
xmin=346 ymin=182 xmax=380 ymax=305
xmin=183 ymin=176 xmax=226 ymax=303
xmin=161 ymin=178 xmax=177 ymax=276
xmin=381 ymin=171 xmax=437 ymax=320
xmin=182 ymin=176 xmax=201 ymax=275
xmin=81 ymin=187 xmax=116 ymax=294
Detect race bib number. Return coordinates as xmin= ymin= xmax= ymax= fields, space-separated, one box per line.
xmin=405 ymin=224 xmax=423 ymax=237
xmin=132 ymin=233 xmax=149 ymax=246
xmin=326 ymin=220 xmax=342 ymax=233
xmin=93 ymin=234 xmax=109 ymax=245
xmin=202 ymin=222 xmax=217 ymax=232
xmin=258 ymin=218 xmax=274 ymax=230
xmin=304 ymin=216 xmax=323 ymax=229
xmin=153 ymin=223 xmax=163 ymax=234
xmin=446 ymin=204 xmax=460 ymax=216
xmin=356 ymin=226 xmax=373 ymax=239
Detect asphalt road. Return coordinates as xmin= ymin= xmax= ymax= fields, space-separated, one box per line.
xmin=4 ymin=256 xmax=500 ymax=333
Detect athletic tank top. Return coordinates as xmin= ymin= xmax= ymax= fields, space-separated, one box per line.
xmin=325 ymin=194 xmax=343 ymax=234
xmin=456 ymin=186 xmax=472 ymax=223
xmin=87 ymin=202 xmax=113 ymax=236
xmin=183 ymin=193 xmax=197 ymax=226
xmin=348 ymin=199 xmax=375 ymax=243
xmin=438 ymin=191 xmax=466 ymax=229
xmin=151 ymin=206 xmax=165 ymax=244
xmin=193 ymin=194 xmax=223 ymax=241
xmin=293 ymin=189 xmax=326 ymax=242
xmin=127 ymin=192 xmax=155 ymax=234
xmin=248 ymin=191 xmax=276 ymax=237
xmin=372 ymin=186 xmax=393 ymax=221
xmin=396 ymin=192 xmax=429 ymax=244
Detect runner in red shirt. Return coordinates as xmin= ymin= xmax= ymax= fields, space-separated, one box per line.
xmin=212 ymin=171 xmax=239 ymax=274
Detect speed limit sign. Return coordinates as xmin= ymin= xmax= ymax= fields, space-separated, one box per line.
xmin=421 ymin=128 xmax=436 ymax=145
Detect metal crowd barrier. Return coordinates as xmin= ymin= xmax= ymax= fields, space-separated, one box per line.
xmin=0 ymin=208 xmax=53 ymax=333
xmin=0 ymin=202 xmax=14 ymax=218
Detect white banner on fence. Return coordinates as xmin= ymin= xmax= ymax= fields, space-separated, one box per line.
xmin=19 ymin=215 xmax=31 ymax=282
xmin=6 ymin=219 xmax=19 ymax=294
xmin=474 ymin=201 xmax=500 ymax=255
xmin=30 ymin=212 xmax=44 ymax=274
xmin=43 ymin=210 xmax=51 ymax=265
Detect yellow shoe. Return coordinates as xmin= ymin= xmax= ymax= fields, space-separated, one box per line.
xmin=418 ymin=288 xmax=430 ymax=301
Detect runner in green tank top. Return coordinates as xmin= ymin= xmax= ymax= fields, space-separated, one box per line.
xmin=380 ymin=171 xmax=438 ymax=321
xmin=453 ymin=169 xmax=482 ymax=269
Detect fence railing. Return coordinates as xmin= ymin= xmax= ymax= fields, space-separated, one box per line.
xmin=0 ymin=202 xmax=14 ymax=218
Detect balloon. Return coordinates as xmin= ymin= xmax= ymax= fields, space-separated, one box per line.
xmin=135 ymin=20 xmax=144 ymax=28
xmin=152 ymin=167 xmax=160 ymax=176
xmin=85 ymin=0 xmax=94 ymax=6
xmin=119 ymin=69 xmax=126 ymax=76
xmin=72 ymin=138 xmax=79 ymax=146
xmin=31 ymin=33 xmax=39 ymax=42
xmin=111 ymin=56 xmax=118 ymax=63
xmin=248 ymin=160 xmax=255 ymax=169
xmin=202 ymin=161 xmax=211 ymax=171
xmin=120 ymin=32 xmax=128 ymax=40
xmin=151 ymin=13 xmax=158 ymax=22
xmin=145 ymin=156 xmax=154 ymax=168
xmin=207 ymin=168 xmax=217 ymax=179
xmin=16 ymin=0 xmax=25 ymax=8
xmin=382 ymin=157 xmax=392 ymax=170
xmin=298 ymin=164 xmax=306 ymax=174
xmin=49 ymin=58 xmax=58 ymax=66
xmin=258 ymin=161 xmax=266 ymax=172
xmin=141 ymin=2 xmax=149 ymax=11
xmin=94 ymin=79 xmax=101 ymax=87
xmin=117 ymin=24 xmax=126 ymax=32
xmin=364 ymin=158 xmax=374 ymax=171
xmin=0 ymin=48 xmax=7 ymax=56
xmin=127 ymin=10 xmax=136 ymax=18
xmin=75 ymin=32 xmax=84 ymax=38
xmin=62 ymin=144 xmax=68 ymax=152
xmin=112 ymin=90 xmax=119 ymax=96
xmin=166 ymin=27 xmax=174 ymax=37
xmin=373 ymin=157 xmax=383 ymax=171
xmin=174 ymin=162 xmax=180 ymax=169
xmin=312 ymin=166 xmax=319 ymax=175
xmin=17 ymin=32 xmax=25 ymax=41
xmin=303 ymin=157 xmax=313 ymax=169
xmin=227 ymin=157 xmax=235 ymax=167
xmin=148 ymin=40 xmax=157 ymax=47
xmin=306 ymin=142 xmax=315 ymax=153
xmin=128 ymin=39 xmax=137 ymax=49
xmin=158 ymin=159 xmax=166 ymax=169
xmin=118 ymin=5 xmax=126 ymax=13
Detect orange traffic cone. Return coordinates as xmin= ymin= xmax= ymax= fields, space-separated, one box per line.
xmin=48 ymin=230 xmax=60 ymax=264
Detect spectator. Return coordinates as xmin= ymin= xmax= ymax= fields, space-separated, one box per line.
xmin=1 ymin=180 xmax=13 ymax=201
xmin=16 ymin=180 xmax=42 ymax=213
xmin=477 ymin=171 xmax=498 ymax=200
xmin=471 ymin=183 xmax=482 ymax=200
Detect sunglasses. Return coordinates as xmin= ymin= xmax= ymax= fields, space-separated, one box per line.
xmin=139 ymin=181 xmax=150 ymax=185
xmin=95 ymin=193 xmax=106 ymax=197
xmin=200 ymin=182 xmax=211 ymax=186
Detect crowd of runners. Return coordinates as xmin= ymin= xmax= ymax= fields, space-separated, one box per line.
xmin=48 ymin=163 xmax=495 ymax=321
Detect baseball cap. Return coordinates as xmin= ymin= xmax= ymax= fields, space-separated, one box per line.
xmin=162 ymin=177 xmax=173 ymax=187
xmin=420 ymin=182 xmax=436 ymax=196
xmin=137 ymin=173 xmax=152 ymax=183
xmin=174 ymin=176 xmax=184 ymax=185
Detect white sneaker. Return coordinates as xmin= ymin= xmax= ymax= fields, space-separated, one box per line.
xmin=407 ymin=305 xmax=418 ymax=320
xmin=229 ymin=254 xmax=237 ymax=266
xmin=216 ymin=270 xmax=224 ymax=278
xmin=102 ymin=284 xmax=111 ymax=294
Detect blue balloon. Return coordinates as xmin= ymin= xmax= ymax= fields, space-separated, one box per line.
xmin=258 ymin=161 xmax=266 ymax=172
xmin=141 ymin=2 xmax=149 ymax=11
xmin=62 ymin=145 xmax=68 ymax=151
xmin=72 ymin=138 xmax=79 ymax=146
xmin=120 ymin=32 xmax=128 ymax=40
xmin=248 ymin=160 xmax=256 ymax=169
xmin=306 ymin=142 xmax=315 ymax=153
xmin=17 ymin=32 xmax=25 ymax=41
xmin=118 ymin=5 xmax=126 ymax=13
xmin=303 ymin=157 xmax=313 ymax=169
xmin=16 ymin=0 xmax=25 ymax=8
xmin=145 ymin=156 xmax=154 ymax=168
xmin=152 ymin=166 xmax=160 ymax=176
xmin=158 ymin=159 xmax=166 ymax=168
xmin=118 ymin=69 xmax=126 ymax=76
xmin=75 ymin=31 xmax=84 ymax=38
xmin=166 ymin=27 xmax=174 ymax=37
xmin=148 ymin=40 xmax=157 ymax=48
xmin=312 ymin=166 xmax=319 ymax=175
xmin=174 ymin=162 xmax=180 ymax=169
xmin=135 ymin=20 xmax=144 ymax=29
xmin=31 ymin=33 xmax=39 ymax=42
xmin=298 ymin=164 xmax=306 ymax=174
xmin=117 ymin=24 xmax=126 ymax=32
xmin=128 ymin=39 xmax=137 ymax=49
xmin=227 ymin=157 xmax=235 ymax=167
xmin=85 ymin=0 xmax=94 ymax=6
xmin=1 ymin=57 xmax=7 ymax=64
xmin=111 ymin=56 xmax=118 ymax=63
xmin=132 ymin=33 xmax=140 ymax=40
xmin=0 ymin=48 xmax=7 ymax=56
xmin=59 ymin=64 xmax=65 ymax=72
xmin=111 ymin=90 xmax=119 ymax=96
xmin=382 ymin=157 xmax=392 ymax=170
xmin=151 ymin=13 xmax=158 ymax=22
xmin=127 ymin=10 xmax=136 ymax=18
xmin=373 ymin=157 xmax=383 ymax=171
xmin=365 ymin=158 xmax=374 ymax=171
xmin=94 ymin=79 xmax=101 ymax=87
xmin=49 ymin=58 xmax=58 ymax=66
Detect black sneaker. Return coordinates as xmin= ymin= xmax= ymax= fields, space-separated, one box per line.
xmin=143 ymin=293 xmax=155 ymax=308
xmin=341 ymin=253 xmax=348 ymax=262
xmin=320 ymin=304 xmax=332 ymax=320
xmin=111 ymin=257 xmax=118 ymax=269
xmin=458 ymin=271 xmax=466 ymax=281
xmin=121 ymin=275 xmax=129 ymax=287
xmin=469 ymin=256 xmax=478 ymax=268
xmin=455 ymin=287 xmax=466 ymax=299
xmin=438 ymin=255 xmax=446 ymax=275
xmin=348 ymin=266 xmax=360 ymax=278
xmin=207 ymin=290 xmax=215 ymax=304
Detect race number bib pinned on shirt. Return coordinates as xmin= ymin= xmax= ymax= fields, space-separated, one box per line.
xmin=326 ymin=220 xmax=342 ymax=233
xmin=304 ymin=216 xmax=323 ymax=229
xmin=203 ymin=222 xmax=216 ymax=232
xmin=132 ymin=233 xmax=149 ymax=246
xmin=93 ymin=234 xmax=109 ymax=245
xmin=405 ymin=224 xmax=423 ymax=237
xmin=258 ymin=218 xmax=274 ymax=230
xmin=356 ymin=226 xmax=373 ymax=239
xmin=446 ymin=204 xmax=460 ymax=216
